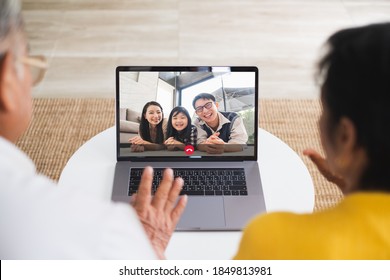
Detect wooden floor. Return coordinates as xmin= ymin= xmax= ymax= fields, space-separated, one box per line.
xmin=22 ymin=0 xmax=390 ymax=98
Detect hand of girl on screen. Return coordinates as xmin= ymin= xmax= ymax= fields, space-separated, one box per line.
xmin=164 ymin=137 xmax=182 ymax=145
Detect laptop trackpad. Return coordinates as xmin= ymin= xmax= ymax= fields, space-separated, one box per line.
xmin=176 ymin=197 xmax=225 ymax=230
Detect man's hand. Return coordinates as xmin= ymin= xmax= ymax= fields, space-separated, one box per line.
xmin=203 ymin=143 xmax=224 ymax=154
xmin=206 ymin=132 xmax=223 ymax=143
xmin=303 ymin=149 xmax=346 ymax=191
xmin=202 ymin=132 xmax=225 ymax=154
xmin=132 ymin=167 xmax=187 ymax=259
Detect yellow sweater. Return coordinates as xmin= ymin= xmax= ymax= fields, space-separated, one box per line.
xmin=234 ymin=192 xmax=390 ymax=259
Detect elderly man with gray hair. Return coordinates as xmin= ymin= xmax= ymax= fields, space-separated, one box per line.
xmin=0 ymin=0 xmax=186 ymax=259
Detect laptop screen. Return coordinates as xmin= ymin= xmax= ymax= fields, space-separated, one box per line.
xmin=116 ymin=66 xmax=258 ymax=161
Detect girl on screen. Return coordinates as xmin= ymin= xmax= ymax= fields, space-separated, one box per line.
xmin=165 ymin=106 xmax=197 ymax=151
xmin=129 ymin=101 xmax=167 ymax=152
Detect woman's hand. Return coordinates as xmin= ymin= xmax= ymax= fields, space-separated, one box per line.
xmin=131 ymin=167 xmax=187 ymax=259
xmin=129 ymin=136 xmax=151 ymax=152
xmin=129 ymin=135 xmax=152 ymax=145
xmin=130 ymin=144 xmax=145 ymax=152
xmin=303 ymin=148 xmax=346 ymax=190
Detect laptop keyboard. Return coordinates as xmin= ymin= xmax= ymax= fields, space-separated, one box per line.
xmin=128 ymin=168 xmax=248 ymax=196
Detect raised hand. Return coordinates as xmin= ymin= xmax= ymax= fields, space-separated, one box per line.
xmin=131 ymin=167 xmax=187 ymax=259
xmin=303 ymin=148 xmax=346 ymax=190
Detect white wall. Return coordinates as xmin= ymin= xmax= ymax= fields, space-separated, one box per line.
xmin=156 ymin=79 xmax=174 ymax=114
xmin=119 ymin=72 xmax=159 ymax=111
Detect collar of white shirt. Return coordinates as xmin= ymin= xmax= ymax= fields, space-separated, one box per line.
xmin=197 ymin=111 xmax=231 ymax=132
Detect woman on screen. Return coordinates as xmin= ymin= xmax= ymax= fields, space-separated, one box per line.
xmin=129 ymin=101 xmax=167 ymax=152
xmin=164 ymin=106 xmax=197 ymax=151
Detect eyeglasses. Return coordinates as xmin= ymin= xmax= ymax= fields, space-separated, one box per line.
xmin=20 ymin=55 xmax=48 ymax=86
xmin=195 ymin=101 xmax=213 ymax=113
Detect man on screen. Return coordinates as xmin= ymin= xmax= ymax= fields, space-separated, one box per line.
xmin=192 ymin=93 xmax=248 ymax=154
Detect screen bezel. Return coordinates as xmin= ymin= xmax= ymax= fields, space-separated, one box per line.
xmin=115 ymin=66 xmax=259 ymax=162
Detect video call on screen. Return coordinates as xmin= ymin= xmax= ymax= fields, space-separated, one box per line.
xmin=118 ymin=69 xmax=257 ymax=159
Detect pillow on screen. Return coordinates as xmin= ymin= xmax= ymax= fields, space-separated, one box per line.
xmin=120 ymin=108 xmax=127 ymax=120
xmin=120 ymin=120 xmax=139 ymax=133
xmin=127 ymin=109 xmax=141 ymax=123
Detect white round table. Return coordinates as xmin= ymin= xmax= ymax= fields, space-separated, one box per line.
xmin=59 ymin=126 xmax=314 ymax=259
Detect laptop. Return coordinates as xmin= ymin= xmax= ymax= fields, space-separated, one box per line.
xmin=112 ymin=66 xmax=266 ymax=230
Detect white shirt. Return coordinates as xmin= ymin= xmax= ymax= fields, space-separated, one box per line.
xmin=0 ymin=136 xmax=157 ymax=259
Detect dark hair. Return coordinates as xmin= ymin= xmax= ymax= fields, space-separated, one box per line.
xmin=139 ymin=101 xmax=164 ymax=144
xmin=192 ymin=93 xmax=216 ymax=109
xmin=317 ymin=22 xmax=390 ymax=191
xmin=166 ymin=106 xmax=192 ymax=142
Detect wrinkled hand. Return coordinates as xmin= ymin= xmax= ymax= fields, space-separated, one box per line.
xmin=132 ymin=167 xmax=187 ymax=259
xmin=303 ymin=148 xmax=346 ymax=190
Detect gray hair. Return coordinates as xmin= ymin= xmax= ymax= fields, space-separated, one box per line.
xmin=0 ymin=0 xmax=24 ymax=57
xmin=0 ymin=0 xmax=25 ymax=80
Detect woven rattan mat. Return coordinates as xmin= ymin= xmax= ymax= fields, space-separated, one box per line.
xmin=16 ymin=98 xmax=343 ymax=211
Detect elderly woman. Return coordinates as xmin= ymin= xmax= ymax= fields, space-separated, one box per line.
xmin=134 ymin=22 xmax=390 ymax=259
xmin=233 ymin=22 xmax=390 ymax=259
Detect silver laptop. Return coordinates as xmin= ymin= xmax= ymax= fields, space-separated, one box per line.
xmin=112 ymin=66 xmax=266 ymax=230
